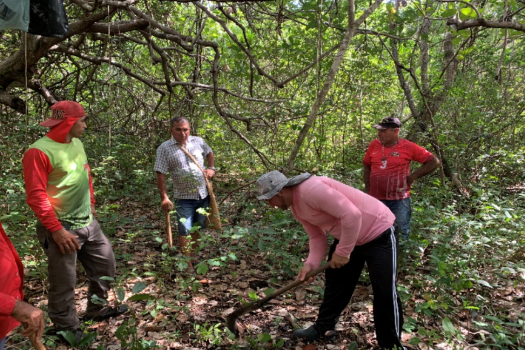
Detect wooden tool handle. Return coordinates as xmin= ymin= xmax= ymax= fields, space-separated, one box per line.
xmin=165 ymin=211 xmax=173 ymax=248
xmin=29 ymin=334 xmax=46 ymax=350
xmin=257 ymin=261 xmax=331 ymax=307
xmin=226 ymin=261 xmax=332 ymax=334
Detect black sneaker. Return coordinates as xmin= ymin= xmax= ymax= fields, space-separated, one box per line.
xmin=84 ymin=305 xmax=129 ymax=322
xmin=293 ymin=325 xmax=336 ymax=341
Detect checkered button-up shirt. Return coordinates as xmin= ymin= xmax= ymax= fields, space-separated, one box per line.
xmin=154 ymin=136 xmax=213 ymax=199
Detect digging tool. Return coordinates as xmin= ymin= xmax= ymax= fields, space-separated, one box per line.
xmin=165 ymin=211 xmax=173 ymax=248
xmin=176 ymin=144 xmax=222 ymax=231
xmin=226 ymin=261 xmax=331 ymax=334
xmin=29 ymin=334 xmax=46 ymax=350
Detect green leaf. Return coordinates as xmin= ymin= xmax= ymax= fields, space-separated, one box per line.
xmin=484 ymin=315 xmax=503 ymax=324
xmin=90 ymin=294 xmax=108 ymax=306
xmin=476 ymin=279 xmax=492 ymax=288
xmin=257 ymin=333 xmax=272 ymax=342
xmin=117 ymin=287 xmax=125 ymax=302
xmin=409 ymin=336 xmax=421 ymax=345
xmin=460 ymin=7 xmax=477 ymax=18
xmin=442 ymin=317 xmax=456 ymax=333
xmin=248 ymin=290 xmax=258 ymax=300
xmin=132 ymin=281 xmax=147 ymax=294
xmin=99 ymin=276 xmax=114 ymax=281
xmin=263 ymin=288 xmax=275 ymax=296
xmin=128 ymin=293 xmax=156 ymax=301
xmin=306 ymin=17 xmax=317 ymax=29
xmin=57 ymin=331 xmax=78 ymax=346
xmin=257 ymin=237 xmax=265 ymax=251
xmin=77 ymin=331 xmax=98 ymax=347
xmin=441 ymin=9 xmax=457 ymax=17
xmin=459 ymin=30 xmax=471 ymax=38
xmin=275 ymin=338 xmax=285 ymax=347
xmin=196 ymin=262 xmax=209 ymax=274
xmin=155 ymin=236 xmax=163 ymax=243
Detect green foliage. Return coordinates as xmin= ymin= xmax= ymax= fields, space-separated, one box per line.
xmin=243 ymin=332 xmax=285 ymax=349
xmin=397 ymin=181 xmax=525 ymax=349
xmin=57 ymin=330 xmax=98 ymax=348
xmin=1 ymin=0 xmax=524 ymax=348
xmin=194 ymin=322 xmax=223 ymax=346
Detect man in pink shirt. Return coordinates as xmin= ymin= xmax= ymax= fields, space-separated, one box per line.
xmin=257 ymin=171 xmax=404 ymax=350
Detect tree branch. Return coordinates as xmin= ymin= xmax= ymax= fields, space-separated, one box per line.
xmin=447 ymin=18 xmax=525 ymax=32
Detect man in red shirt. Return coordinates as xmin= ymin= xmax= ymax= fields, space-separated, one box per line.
xmin=0 ymin=221 xmax=45 ymax=350
xmin=363 ymin=116 xmax=440 ymax=238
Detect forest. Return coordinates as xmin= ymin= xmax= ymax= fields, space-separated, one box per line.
xmin=0 ymin=0 xmax=524 ymax=349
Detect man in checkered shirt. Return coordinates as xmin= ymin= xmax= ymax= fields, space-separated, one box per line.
xmin=154 ymin=116 xmax=215 ymax=273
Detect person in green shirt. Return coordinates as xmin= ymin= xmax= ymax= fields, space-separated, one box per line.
xmin=22 ymin=101 xmax=127 ymax=341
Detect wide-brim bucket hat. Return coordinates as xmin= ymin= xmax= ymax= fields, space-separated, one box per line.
xmin=256 ymin=170 xmax=311 ymax=200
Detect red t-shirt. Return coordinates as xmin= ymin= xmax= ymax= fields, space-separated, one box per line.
xmin=363 ymin=139 xmax=434 ymax=200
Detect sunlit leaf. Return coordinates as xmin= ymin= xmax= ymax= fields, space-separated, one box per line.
xmin=77 ymin=332 xmax=98 ymax=347
xmin=128 ymin=293 xmax=156 ymax=301
xmin=441 ymin=9 xmax=457 ymax=17
xmin=257 ymin=333 xmax=272 ymax=342
xmin=476 ymin=279 xmax=492 ymax=288
xmin=132 ymin=281 xmax=147 ymax=294
xmin=442 ymin=317 xmax=456 ymax=333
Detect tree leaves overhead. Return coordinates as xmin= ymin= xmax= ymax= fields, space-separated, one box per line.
xmin=0 ymin=0 xmax=523 ymax=174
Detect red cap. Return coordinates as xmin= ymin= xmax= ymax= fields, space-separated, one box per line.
xmin=39 ymin=101 xmax=86 ymax=127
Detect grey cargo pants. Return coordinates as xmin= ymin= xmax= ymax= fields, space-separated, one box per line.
xmin=36 ymin=219 xmax=116 ymax=330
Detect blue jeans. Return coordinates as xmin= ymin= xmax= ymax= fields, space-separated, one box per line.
xmin=0 ymin=337 xmax=6 ymax=350
xmin=381 ymin=198 xmax=411 ymax=239
xmin=175 ymin=196 xmax=210 ymax=236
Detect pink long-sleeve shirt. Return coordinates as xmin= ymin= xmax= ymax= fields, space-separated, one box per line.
xmin=290 ymin=176 xmax=395 ymax=267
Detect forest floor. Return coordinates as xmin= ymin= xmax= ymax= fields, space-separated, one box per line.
xmin=5 ymin=198 xmax=525 ymax=350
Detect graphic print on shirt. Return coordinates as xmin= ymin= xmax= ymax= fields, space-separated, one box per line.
xmin=363 ymin=139 xmax=433 ymax=200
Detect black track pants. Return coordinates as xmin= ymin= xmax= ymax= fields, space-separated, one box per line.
xmin=314 ymin=227 xmax=404 ymax=350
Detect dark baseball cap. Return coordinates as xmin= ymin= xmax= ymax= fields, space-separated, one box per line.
xmin=373 ymin=116 xmax=401 ymax=130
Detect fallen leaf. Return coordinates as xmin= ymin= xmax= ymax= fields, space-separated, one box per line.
xmin=295 ymin=288 xmax=306 ymax=301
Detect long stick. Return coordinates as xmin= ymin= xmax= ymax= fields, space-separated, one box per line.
xmin=226 ymin=262 xmax=331 ymax=334
xmin=165 ymin=211 xmax=173 ymax=248
xmin=29 ymin=334 xmax=46 ymax=350
xmin=176 ymin=144 xmax=222 ymax=231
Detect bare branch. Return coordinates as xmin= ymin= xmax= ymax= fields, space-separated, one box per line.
xmin=447 ymin=18 xmax=525 ymax=32
xmin=15 ymin=78 xmax=58 ymax=105
xmin=87 ymin=20 xmax=150 ymax=34
xmin=52 ymin=45 xmax=166 ymax=95
xmin=0 ymin=90 xmax=26 ymax=114
xmin=194 ymin=2 xmax=282 ymax=87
